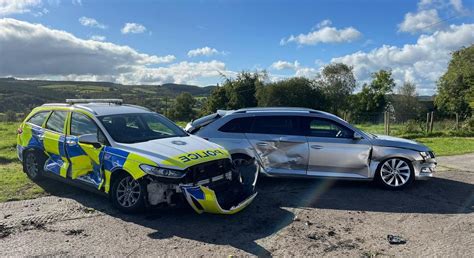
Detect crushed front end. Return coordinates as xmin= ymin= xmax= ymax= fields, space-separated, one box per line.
xmin=143 ymin=158 xmax=258 ymax=214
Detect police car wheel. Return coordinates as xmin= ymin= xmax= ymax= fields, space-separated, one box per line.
xmin=23 ymin=150 xmax=46 ymax=181
xmin=111 ymin=173 xmax=146 ymax=213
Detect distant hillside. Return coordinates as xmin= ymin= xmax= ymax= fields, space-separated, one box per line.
xmin=0 ymin=78 xmax=215 ymax=113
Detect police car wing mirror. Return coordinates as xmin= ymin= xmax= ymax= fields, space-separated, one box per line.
xmin=78 ymin=134 xmax=102 ymax=148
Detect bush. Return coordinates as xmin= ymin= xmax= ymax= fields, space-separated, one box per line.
xmin=5 ymin=111 xmax=16 ymax=122
xmin=398 ymin=120 xmax=424 ymax=135
xmin=462 ymin=116 xmax=474 ymax=131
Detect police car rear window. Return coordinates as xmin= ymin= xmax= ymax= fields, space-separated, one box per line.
xmin=27 ymin=111 xmax=50 ymax=127
xmin=45 ymin=111 xmax=67 ymax=133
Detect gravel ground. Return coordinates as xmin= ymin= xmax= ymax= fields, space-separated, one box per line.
xmin=0 ymin=154 xmax=473 ymax=256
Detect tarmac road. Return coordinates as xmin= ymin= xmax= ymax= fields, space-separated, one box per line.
xmin=0 ymin=154 xmax=473 ymax=256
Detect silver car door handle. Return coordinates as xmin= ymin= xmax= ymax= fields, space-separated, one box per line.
xmin=256 ymin=142 xmax=268 ymax=147
xmin=311 ymin=145 xmax=323 ymax=149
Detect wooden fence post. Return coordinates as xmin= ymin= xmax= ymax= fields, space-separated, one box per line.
xmin=387 ymin=112 xmax=391 ymax=135
xmin=430 ymin=111 xmax=434 ymax=133
xmin=426 ymin=112 xmax=430 ymax=133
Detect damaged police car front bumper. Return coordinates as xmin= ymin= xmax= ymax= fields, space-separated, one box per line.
xmin=144 ymin=158 xmax=258 ymax=214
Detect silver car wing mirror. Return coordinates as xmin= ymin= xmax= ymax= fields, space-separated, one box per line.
xmin=353 ymin=132 xmax=363 ymax=140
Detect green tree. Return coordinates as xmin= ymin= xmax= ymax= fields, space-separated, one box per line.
xmin=225 ymin=71 xmax=264 ymax=109
xmin=317 ymin=63 xmax=356 ymax=114
xmin=435 ymin=44 xmax=473 ymax=118
xmin=202 ymin=71 xmax=265 ymax=114
xmin=167 ymin=92 xmax=196 ymax=122
xmin=202 ymin=86 xmax=229 ymax=114
xmin=391 ymin=82 xmax=424 ymax=122
xmin=359 ymin=69 xmax=395 ymax=112
xmin=256 ymin=77 xmax=326 ymax=109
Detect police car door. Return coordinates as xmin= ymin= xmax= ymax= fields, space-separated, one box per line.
xmin=43 ymin=110 xmax=70 ymax=177
xmin=65 ymin=112 xmax=104 ymax=186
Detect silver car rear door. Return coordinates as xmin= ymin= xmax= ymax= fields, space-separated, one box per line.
xmin=302 ymin=116 xmax=372 ymax=179
xmin=245 ymin=115 xmax=308 ymax=176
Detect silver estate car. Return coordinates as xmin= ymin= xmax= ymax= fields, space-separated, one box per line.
xmin=185 ymin=107 xmax=437 ymax=190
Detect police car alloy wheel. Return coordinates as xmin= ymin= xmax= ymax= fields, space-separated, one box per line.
xmin=111 ymin=173 xmax=146 ymax=212
xmin=24 ymin=150 xmax=45 ymax=181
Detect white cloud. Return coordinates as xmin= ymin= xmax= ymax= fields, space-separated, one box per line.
xmin=331 ymin=24 xmax=474 ymax=94
xmin=398 ymin=9 xmax=441 ymax=34
xmin=450 ymin=0 xmax=465 ymax=13
xmin=0 ymin=18 xmax=173 ymax=77
xmin=270 ymin=60 xmax=300 ymax=70
xmin=281 ymin=20 xmax=362 ymax=46
xmin=72 ymin=0 xmax=82 ymax=6
xmin=269 ymin=60 xmax=319 ymax=78
xmin=116 ymin=60 xmax=229 ymax=85
xmin=90 ymin=35 xmax=106 ymax=41
xmin=0 ymin=0 xmax=42 ymax=16
xmin=121 ymin=22 xmax=146 ymax=34
xmin=400 ymin=0 xmax=468 ymax=34
xmin=187 ymin=46 xmax=226 ymax=57
xmin=0 ymin=18 xmax=230 ymax=86
xmin=79 ymin=17 xmax=107 ymax=29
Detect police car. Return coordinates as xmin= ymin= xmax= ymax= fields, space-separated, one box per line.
xmin=16 ymin=99 xmax=257 ymax=214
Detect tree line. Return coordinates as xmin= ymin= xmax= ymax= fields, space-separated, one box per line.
xmin=168 ymin=44 xmax=473 ymax=124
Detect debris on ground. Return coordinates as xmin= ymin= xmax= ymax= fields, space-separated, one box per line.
xmin=63 ymin=229 xmax=85 ymax=236
xmin=387 ymin=234 xmax=407 ymax=245
xmin=0 ymin=224 xmax=12 ymax=239
xmin=82 ymin=207 xmax=96 ymax=214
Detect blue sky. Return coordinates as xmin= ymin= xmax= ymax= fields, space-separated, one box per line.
xmin=0 ymin=0 xmax=473 ymax=94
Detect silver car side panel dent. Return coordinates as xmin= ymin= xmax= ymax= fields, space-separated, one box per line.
xmin=245 ymin=133 xmax=309 ymax=176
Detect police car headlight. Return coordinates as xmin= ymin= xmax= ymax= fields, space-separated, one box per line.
xmin=139 ymin=164 xmax=186 ymax=179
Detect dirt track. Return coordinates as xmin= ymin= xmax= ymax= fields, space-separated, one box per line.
xmin=0 ymin=154 xmax=473 ymax=256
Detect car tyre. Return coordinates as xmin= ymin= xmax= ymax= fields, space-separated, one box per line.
xmin=23 ymin=149 xmax=46 ymax=181
xmin=110 ymin=173 xmax=146 ymax=213
xmin=375 ymin=157 xmax=414 ymax=190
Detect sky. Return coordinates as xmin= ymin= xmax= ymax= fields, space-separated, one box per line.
xmin=0 ymin=0 xmax=473 ymax=95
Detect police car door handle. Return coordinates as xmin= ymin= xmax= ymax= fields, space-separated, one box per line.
xmin=66 ymin=140 xmax=77 ymax=146
xmin=256 ymin=142 xmax=268 ymax=147
xmin=311 ymin=145 xmax=323 ymax=149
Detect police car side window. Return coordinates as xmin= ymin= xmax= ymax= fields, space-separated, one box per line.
xmin=27 ymin=111 xmax=50 ymax=127
xmin=45 ymin=111 xmax=67 ymax=134
xmin=71 ymin=113 xmax=98 ymax=136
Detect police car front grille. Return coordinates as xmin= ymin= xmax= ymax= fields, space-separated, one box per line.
xmin=183 ymin=158 xmax=232 ymax=184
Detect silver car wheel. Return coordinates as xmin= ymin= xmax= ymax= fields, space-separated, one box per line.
xmin=380 ymin=158 xmax=411 ymax=187
xmin=25 ymin=153 xmax=38 ymax=178
xmin=116 ymin=176 xmax=141 ymax=208
xmin=232 ymin=158 xmax=248 ymax=168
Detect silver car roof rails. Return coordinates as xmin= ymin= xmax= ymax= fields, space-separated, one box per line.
xmin=65 ymin=99 xmax=123 ymax=105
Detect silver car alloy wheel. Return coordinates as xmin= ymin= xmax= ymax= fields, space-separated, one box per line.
xmin=380 ymin=158 xmax=411 ymax=187
xmin=116 ymin=176 xmax=141 ymax=208
xmin=25 ymin=153 xmax=38 ymax=178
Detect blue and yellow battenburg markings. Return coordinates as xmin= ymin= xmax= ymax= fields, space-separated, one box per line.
xmin=182 ymin=185 xmax=258 ymax=215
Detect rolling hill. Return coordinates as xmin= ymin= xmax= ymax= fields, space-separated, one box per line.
xmin=0 ymin=78 xmax=215 ymax=113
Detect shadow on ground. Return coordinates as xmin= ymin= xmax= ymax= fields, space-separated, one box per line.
xmin=33 ymin=174 xmax=473 ymax=255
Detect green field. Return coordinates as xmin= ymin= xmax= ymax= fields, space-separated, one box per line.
xmin=0 ymin=121 xmax=473 ymax=202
